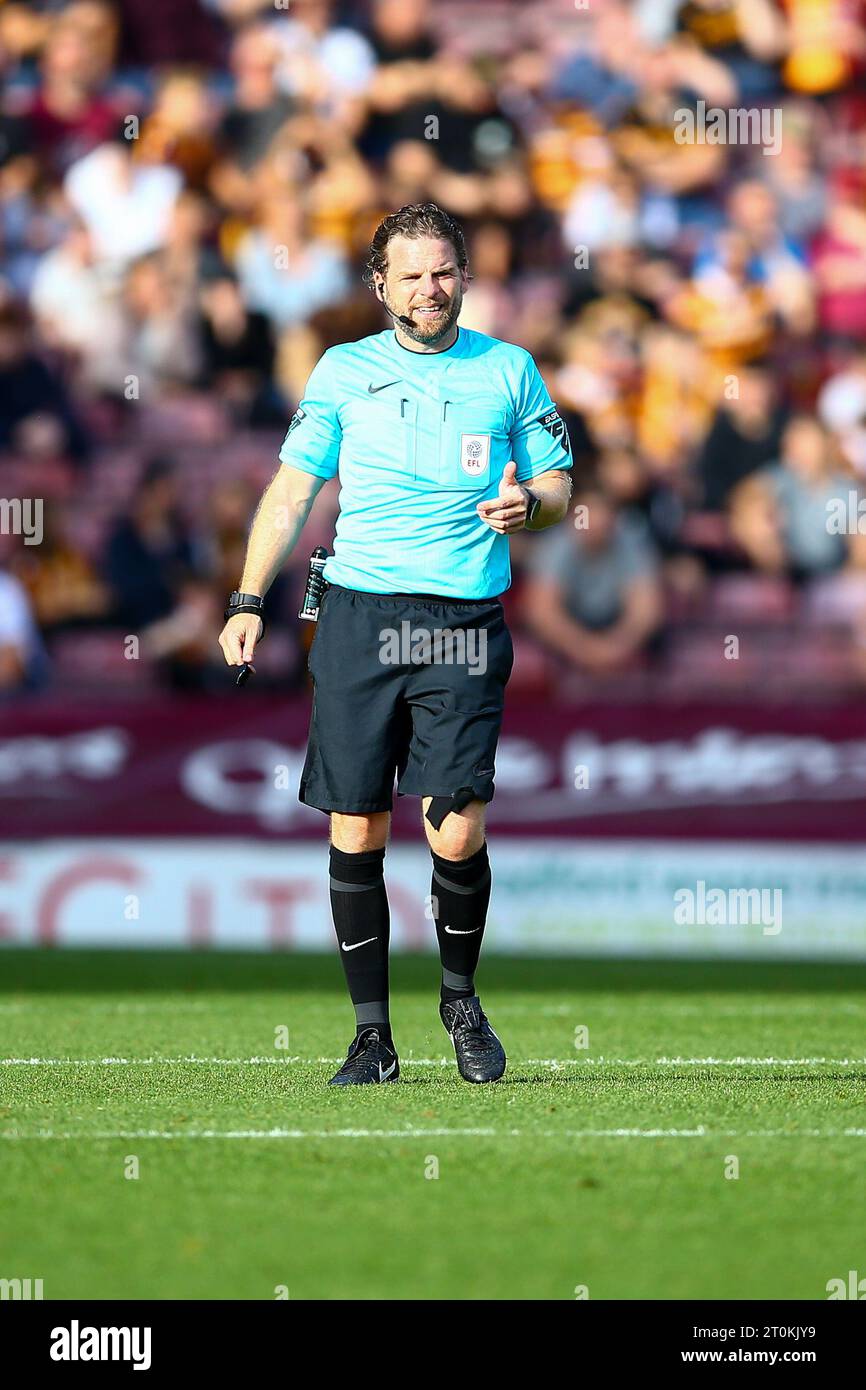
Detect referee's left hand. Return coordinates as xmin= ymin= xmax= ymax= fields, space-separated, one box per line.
xmin=476 ymin=461 xmax=529 ymax=534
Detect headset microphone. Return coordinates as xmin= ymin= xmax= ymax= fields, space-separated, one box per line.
xmin=376 ymin=281 xmax=416 ymax=328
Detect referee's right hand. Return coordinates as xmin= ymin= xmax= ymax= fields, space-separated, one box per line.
xmin=219 ymin=612 xmax=263 ymax=667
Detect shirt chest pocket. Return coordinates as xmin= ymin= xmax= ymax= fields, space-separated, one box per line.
xmin=342 ymin=395 xmax=417 ymax=479
xmin=439 ymin=402 xmax=509 ymax=490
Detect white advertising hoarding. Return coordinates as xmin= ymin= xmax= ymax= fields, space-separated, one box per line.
xmin=1 ymin=839 xmax=865 ymax=957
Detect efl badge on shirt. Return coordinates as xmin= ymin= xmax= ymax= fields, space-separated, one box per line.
xmin=460 ymin=433 xmax=491 ymax=476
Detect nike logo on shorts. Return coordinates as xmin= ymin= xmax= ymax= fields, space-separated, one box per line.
xmin=368 ymin=380 xmax=401 ymax=393
xmin=443 ymin=924 xmax=482 ymax=935
xmin=342 ymin=936 xmax=377 ymax=951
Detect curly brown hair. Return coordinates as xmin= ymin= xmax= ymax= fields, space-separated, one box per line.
xmin=363 ymin=203 xmax=469 ymax=288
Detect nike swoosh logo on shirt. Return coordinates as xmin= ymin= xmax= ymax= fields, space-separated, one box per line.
xmin=342 ymin=936 xmax=377 ymax=951
xmin=368 ymin=380 xmax=401 ymax=393
xmin=443 ymin=924 xmax=482 ymax=935
xmin=378 ymin=1059 xmax=397 ymax=1082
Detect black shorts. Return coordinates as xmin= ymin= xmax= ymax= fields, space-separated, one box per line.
xmin=299 ymin=584 xmax=514 ymax=817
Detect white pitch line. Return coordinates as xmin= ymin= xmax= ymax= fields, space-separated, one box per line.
xmin=2 ymin=1055 xmax=866 ymax=1067
xmin=2 ymin=1125 xmax=866 ymax=1141
xmin=1 ymin=1127 xmax=502 ymax=1141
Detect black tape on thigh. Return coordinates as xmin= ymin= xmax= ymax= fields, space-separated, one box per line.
xmin=424 ymin=787 xmax=478 ymax=830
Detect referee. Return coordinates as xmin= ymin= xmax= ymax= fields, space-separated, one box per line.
xmin=219 ymin=204 xmax=572 ymax=1085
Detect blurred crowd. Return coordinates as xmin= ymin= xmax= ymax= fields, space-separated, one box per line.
xmin=1 ymin=0 xmax=866 ymax=699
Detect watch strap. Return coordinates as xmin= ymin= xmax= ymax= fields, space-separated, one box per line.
xmin=227 ymin=591 xmax=264 ymax=610
xmin=520 ymin=485 xmax=541 ymax=524
xmin=224 ymin=591 xmax=266 ymax=637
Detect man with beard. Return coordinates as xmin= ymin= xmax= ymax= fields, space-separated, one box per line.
xmin=218 ymin=203 xmax=572 ymax=1084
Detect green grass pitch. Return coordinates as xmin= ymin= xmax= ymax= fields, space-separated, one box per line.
xmin=1 ymin=950 xmax=865 ymax=1301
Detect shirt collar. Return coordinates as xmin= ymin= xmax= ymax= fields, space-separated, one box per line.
xmin=391 ymin=326 xmax=464 ymax=360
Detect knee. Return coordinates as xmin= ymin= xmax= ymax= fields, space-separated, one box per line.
xmin=425 ymin=806 xmax=485 ymax=862
xmin=330 ymin=812 xmax=390 ymax=853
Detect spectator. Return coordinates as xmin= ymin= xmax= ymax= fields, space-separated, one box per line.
xmin=269 ymin=0 xmax=376 ymax=124
xmin=25 ymin=2 xmax=120 ymax=177
xmin=636 ymin=324 xmax=714 ymax=476
xmin=102 ymin=458 xmax=195 ymax=629
xmin=8 ymin=508 xmax=110 ymax=632
xmin=161 ymin=188 xmax=223 ymax=305
xmin=811 ymin=170 xmax=866 ymax=348
xmin=729 ymin=415 xmax=850 ymax=579
xmin=668 ymin=229 xmax=776 ymax=369
xmin=0 ymin=301 xmax=90 ymax=462
xmin=140 ymin=572 xmax=225 ymax=691
xmin=521 ymin=487 xmax=664 ymax=675
xmin=818 ymin=350 xmax=866 ymax=475
xmin=134 ymin=71 xmax=219 ymax=192
xmin=674 ymin=0 xmax=787 ymax=99
xmin=368 ymin=0 xmax=437 ymax=67
xmin=197 ymin=269 xmax=279 ymax=423
xmin=219 ymin=24 xmax=295 ymax=172
xmin=0 ymin=567 xmax=47 ymax=693
xmin=122 ymin=252 xmax=202 ymax=395
xmin=63 ymin=133 xmax=183 ymax=267
xmin=762 ymin=103 xmax=827 ymax=244
xmin=693 ymin=362 xmax=787 ymax=513
xmin=0 ymin=158 xmax=70 ymax=299
xmin=194 ymin=477 xmax=258 ymax=585
xmin=234 ymin=189 xmax=349 ymax=329
xmin=30 ymin=220 xmax=128 ymax=391
xmin=695 ymin=180 xmax=814 ymax=337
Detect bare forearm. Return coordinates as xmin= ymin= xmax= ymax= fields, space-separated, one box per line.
xmin=525 ymin=472 xmax=573 ymax=531
xmin=239 ymin=469 xmax=318 ymax=597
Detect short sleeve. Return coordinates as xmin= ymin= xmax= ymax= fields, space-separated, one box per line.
xmin=279 ymin=351 xmax=341 ymax=480
xmin=509 ymin=355 xmax=573 ymax=483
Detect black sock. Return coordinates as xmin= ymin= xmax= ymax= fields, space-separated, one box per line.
xmin=430 ymin=841 xmax=491 ymax=1004
xmin=329 ymin=845 xmax=391 ymax=1043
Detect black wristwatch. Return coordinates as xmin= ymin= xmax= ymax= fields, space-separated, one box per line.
xmin=224 ymin=590 xmax=266 ymax=638
xmin=519 ymin=485 xmax=542 ymax=526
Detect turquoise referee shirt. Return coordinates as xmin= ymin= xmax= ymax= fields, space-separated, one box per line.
xmin=279 ymin=326 xmax=572 ymax=598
